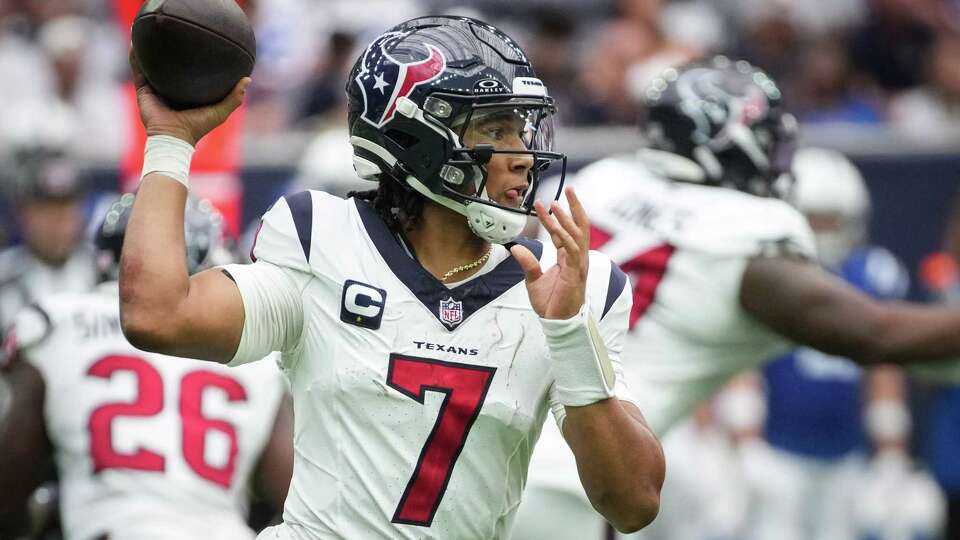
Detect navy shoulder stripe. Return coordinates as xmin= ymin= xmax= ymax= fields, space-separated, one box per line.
xmin=510 ymin=238 xmax=544 ymax=260
xmin=284 ymin=191 xmax=314 ymax=263
xmin=602 ymin=262 xmax=628 ymax=320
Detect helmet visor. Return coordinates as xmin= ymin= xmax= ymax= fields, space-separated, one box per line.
xmin=444 ymin=98 xmax=565 ymax=215
xmin=457 ymin=98 xmax=556 ymax=152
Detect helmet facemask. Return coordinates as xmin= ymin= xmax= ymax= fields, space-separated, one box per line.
xmin=345 ymin=16 xmax=568 ymax=243
xmin=370 ymin=93 xmax=566 ymax=244
xmin=448 ymin=98 xmax=563 ymax=208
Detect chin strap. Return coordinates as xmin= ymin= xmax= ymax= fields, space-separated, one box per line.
xmin=353 ymin=97 xmax=531 ymax=244
xmin=406 ymin=174 xmax=527 ymax=244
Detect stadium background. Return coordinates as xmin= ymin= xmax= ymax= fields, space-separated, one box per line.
xmin=1 ymin=0 xmax=960 ymax=538
xmin=2 ymin=0 xmax=959 ymax=300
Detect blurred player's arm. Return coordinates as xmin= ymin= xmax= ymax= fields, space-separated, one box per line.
xmin=865 ymin=366 xmax=911 ymax=453
xmin=0 ymin=357 xmax=53 ymax=514
xmin=740 ymin=256 xmax=960 ymax=365
xmin=120 ymin=54 xmax=250 ymax=363
xmin=253 ymin=393 xmax=294 ymax=509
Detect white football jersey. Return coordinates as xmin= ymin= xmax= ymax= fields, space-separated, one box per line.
xmin=0 ymin=245 xmax=96 ymax=329
xmin=573 ymin=154 xmax=816 ymax=434
xmin=527 ymin=153 xmax=815 ymax=497
xmin=223 ymin=190 xmax=634 ymax=540
xmin=11 ymin=285 xmax=287 ymax=540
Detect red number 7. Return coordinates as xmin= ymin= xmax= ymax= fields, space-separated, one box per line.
xmin=387 ymin=354 xmax=496 ymax=527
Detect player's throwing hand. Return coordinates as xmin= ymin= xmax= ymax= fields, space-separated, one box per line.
xmin=129 ymin=49 xmax=250 ymax=147
xmin=511 ymin=187 xmax=590 ymax=320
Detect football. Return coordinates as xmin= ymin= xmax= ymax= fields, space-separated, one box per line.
xmin=131 ymin=0 xmax=256 ymax=110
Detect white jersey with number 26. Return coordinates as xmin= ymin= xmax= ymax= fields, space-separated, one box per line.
xmin=12 ymin=285 xmax=286 ymax=540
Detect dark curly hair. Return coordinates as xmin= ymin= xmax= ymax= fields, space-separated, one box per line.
xmin=348 ymin=175 xmax=425 ymax=232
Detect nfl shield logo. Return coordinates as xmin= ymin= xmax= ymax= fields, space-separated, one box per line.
xmin=439 ymin=297 xmax=463 ymax=328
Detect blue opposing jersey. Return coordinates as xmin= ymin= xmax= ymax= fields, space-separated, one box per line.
xmin=764 ymin=247 xmax=909 ymax=459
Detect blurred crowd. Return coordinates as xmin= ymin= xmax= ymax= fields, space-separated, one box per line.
xmin=1 ymin=0 xmax=959 ymax=162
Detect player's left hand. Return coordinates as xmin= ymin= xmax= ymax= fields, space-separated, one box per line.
xmin=511 ymin=187 xmax=588 ymax=320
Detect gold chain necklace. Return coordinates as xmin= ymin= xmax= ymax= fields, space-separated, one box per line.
xmin=440 ymin=245 xmax=493 ymax=283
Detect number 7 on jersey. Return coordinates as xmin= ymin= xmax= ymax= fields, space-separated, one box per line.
xmin=387 ymin=354 xmax=496 ymax=527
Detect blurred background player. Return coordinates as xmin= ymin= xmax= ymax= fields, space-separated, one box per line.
xmin=741 ymin=147 xmax=944 ymax=540
xmin=0 ymin=194 xmax=293 ymax=540
xmin=519 ymin=56 xmax=960 ymax=539
xmin=915 ymin=191 xmax=960 ymax=540
xmin=0 ymin=148 xmax=95 ymax=329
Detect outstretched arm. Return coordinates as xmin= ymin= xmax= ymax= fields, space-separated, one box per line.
xmin=119 ymin=53 xmax=249 ymax=362
xmin=740 ymin=256 xmax=960 ymax=365
xmin=512 ymin=189 xmax=664 ymax=533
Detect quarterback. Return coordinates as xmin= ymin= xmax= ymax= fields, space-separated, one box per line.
xmin=119 ymin=16 xmax=664 ymax=540
xmin=0 ymin=195 xmax=293 ymax=540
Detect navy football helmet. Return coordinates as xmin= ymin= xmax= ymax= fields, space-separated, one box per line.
xmin=5 ymin=147 xmax=86 ymax=203
xmin=95 ymin=193 xmax=229 ymax=282
xmin=640 ymin=56 xmax=798 ymax=199
xmin=346 ymin=16 xmax=566 ymax=243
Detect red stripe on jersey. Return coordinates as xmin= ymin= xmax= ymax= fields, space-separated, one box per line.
xmin=621 ymin=245 xmax=675 ymax=329
xmin=589 ymin=224 xmax=613 ymax=250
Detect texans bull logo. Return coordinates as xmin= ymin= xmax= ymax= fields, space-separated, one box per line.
xmin=354 ymin=31 xmax=447 ymax=128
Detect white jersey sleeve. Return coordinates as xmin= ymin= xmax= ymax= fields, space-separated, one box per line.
xmin=224 ymin=194 xmax=322 ymax=367
xmin=547 ymin=251 xmax=636 ymax=429
xmin=224 ymin=261 xmax=310 ymax=367
xmin=573 ymin=154 xmax=817 ymax=261
xmin=569 ymin=154 xmax=819 ymax=434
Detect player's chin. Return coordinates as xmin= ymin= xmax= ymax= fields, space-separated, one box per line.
xmin=492 ymin=192 xmax=525 ymax=209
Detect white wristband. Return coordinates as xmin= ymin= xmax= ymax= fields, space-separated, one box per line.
xmin=141 ymin=135 xmax=195 ymax=188
xmin=541 ymin=303 xmax=617 ymax=407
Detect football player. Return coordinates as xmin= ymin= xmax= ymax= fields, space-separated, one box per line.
xmin=119 ymin=15 xmax=664 ymax=540
xmin=519 ymin=56 xmax=960 ymax=539
xmin=0 ymin=194 xmax=293 ymax=540
xmin=0 ymin=149 xmax=96 ymax=328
